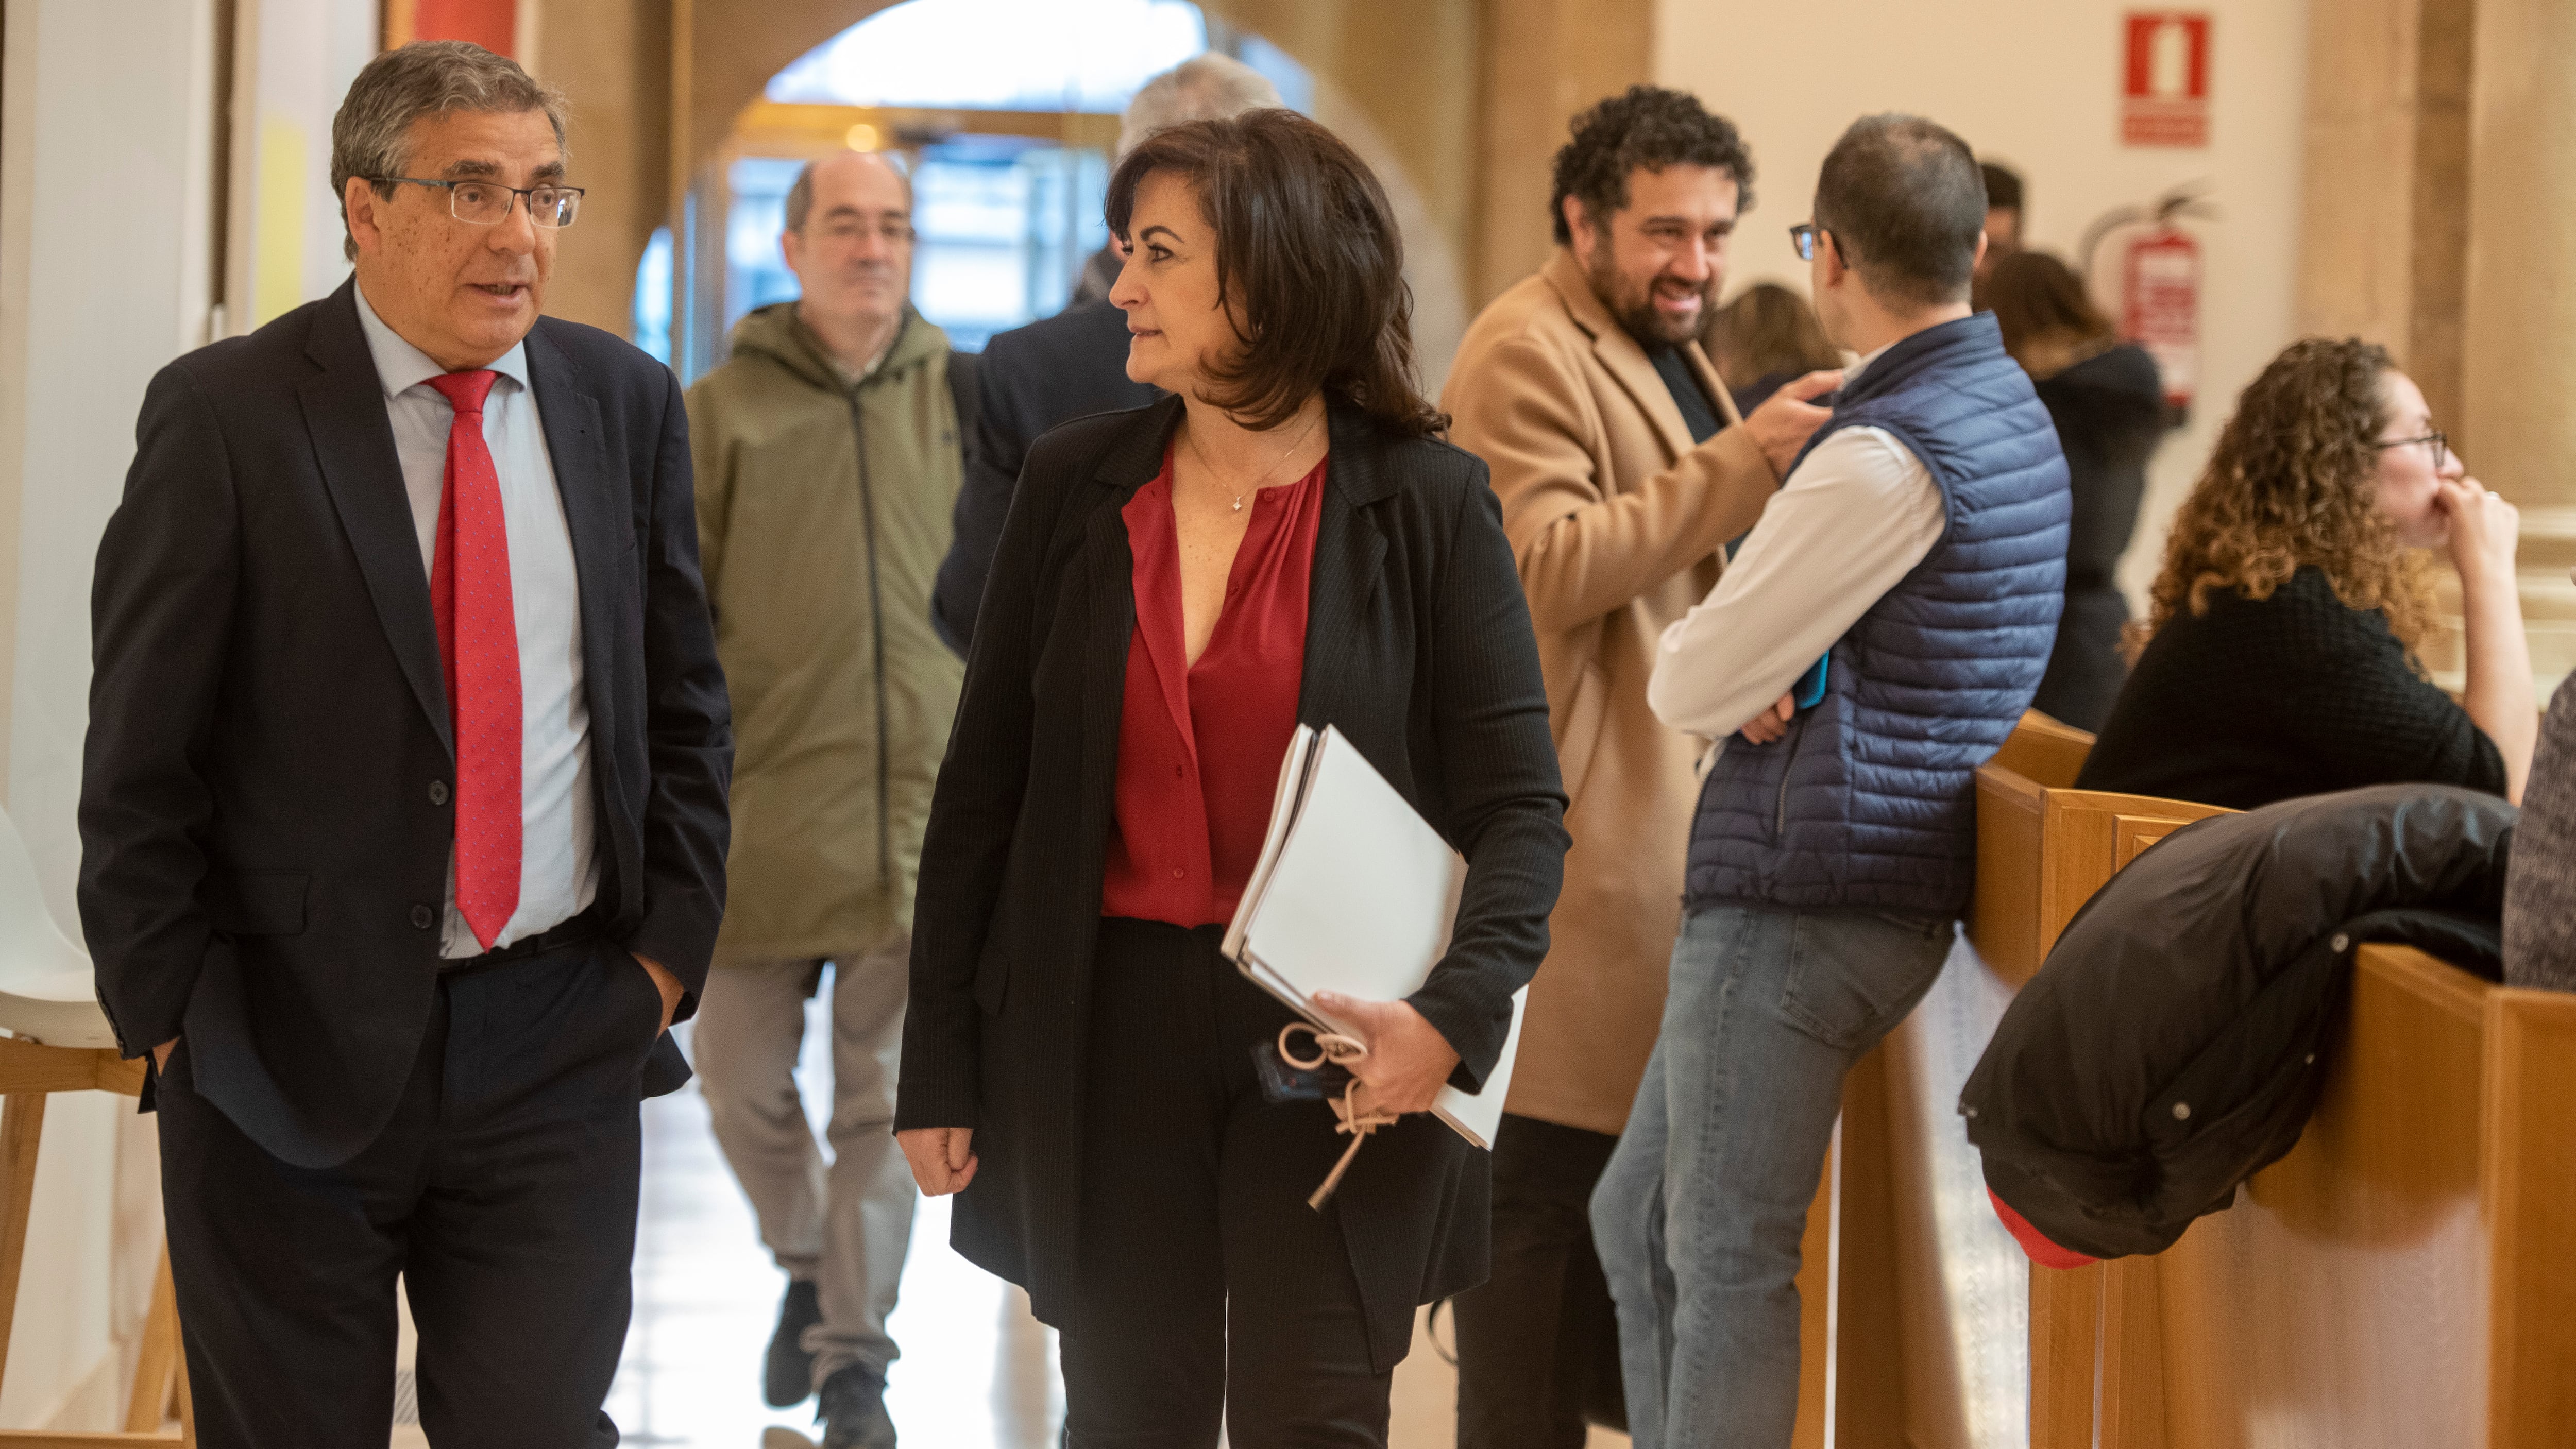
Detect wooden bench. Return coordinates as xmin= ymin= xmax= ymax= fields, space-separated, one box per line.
xmin=1952 ymin=714 xmax=2576 ymax=1448
xmin=2028 ymin=947 xmax=2576 ymax=1449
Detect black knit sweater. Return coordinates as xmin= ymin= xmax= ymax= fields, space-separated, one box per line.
xmin=2076 ymin=566 xmax=2506 ymax=810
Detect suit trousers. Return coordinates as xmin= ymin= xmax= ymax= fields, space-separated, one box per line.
xmin=156 ymin=935 xmax=662 ymax=1449
xmin=1451 ymin=1112 xmax=1623 ymax=1448
xmin=1058 ymin=918 xmax=1391 ymax=1448
xmin=691 ymin=932 xmax=916 ymax=1386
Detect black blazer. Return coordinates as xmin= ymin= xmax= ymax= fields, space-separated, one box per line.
xmin=929 ymin=299 xmax=1157 ymax=655
xmin=79 ymin=280 xmax=733 ymax=1170
xmin=897 ymin=394 xmax=1568 ymax=1367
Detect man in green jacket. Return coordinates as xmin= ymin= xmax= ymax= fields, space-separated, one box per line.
xmin=684 ymin=149 xmax=966 ymax=1449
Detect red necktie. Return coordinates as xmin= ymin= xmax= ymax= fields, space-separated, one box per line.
xmin=425 ymin=370 xmax=522 ymax=950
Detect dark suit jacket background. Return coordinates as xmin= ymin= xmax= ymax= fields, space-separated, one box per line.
xmin=897 ymin=394 xmax=1570 ymax=1370
xmin=929 ymin=298 xmax=1156 ymax=655
xmin=80 ymin=280 xmax=733 ymax=1170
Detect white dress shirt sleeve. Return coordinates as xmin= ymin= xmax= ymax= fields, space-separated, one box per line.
xmin=1646 ymin=425 xmax=1947 ymax=739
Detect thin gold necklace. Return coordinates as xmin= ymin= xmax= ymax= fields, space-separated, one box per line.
xmin=1186 ymin=410 xmax=1321 ymax=513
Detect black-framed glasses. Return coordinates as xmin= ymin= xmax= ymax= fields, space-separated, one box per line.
xmin=375 ymin=177 xmax=585 ymax=229
xmin=1789 ymin=222 xmax=1828 ymax=262
xmin=2374 ymin=430 xmax=2449 ymax=468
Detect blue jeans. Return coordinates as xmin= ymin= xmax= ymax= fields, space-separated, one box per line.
xmin=1590 ymin=904 xmax=1955 ymax=1448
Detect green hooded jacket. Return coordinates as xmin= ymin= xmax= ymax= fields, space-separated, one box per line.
xmin=687 ymin=301 xmax=965 ymax=966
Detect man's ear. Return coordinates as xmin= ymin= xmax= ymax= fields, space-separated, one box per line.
xmin=1562 ymin=196 xmax=1594 ymax=259
xmin=345 ymin=178 xmax=382 ymax=259
xmin=781 ymin=225 xmax=805 ymax=279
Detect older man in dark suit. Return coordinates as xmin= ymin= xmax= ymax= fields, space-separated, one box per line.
xmin=79 ymin=41 xmax=730 ymax=1448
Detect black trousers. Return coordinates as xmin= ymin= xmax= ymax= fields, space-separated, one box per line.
xmin=1059 ymin=919 xmax=1391 ymax=1447
xmin=157 ymin=937 xmax=664 ymax=1448
xmin=1451 ymin=1112 xmax=1623 ymax=1449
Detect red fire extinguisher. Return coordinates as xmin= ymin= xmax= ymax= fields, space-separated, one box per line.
xmin=2080 ymin=183 xmax=2215 ymax=426
xmin=2123 ymin=228 xmax=2199 ymax=416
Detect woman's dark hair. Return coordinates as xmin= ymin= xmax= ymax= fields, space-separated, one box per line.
xmin=1550 ymin=86 xmax=1755 ymax=245
xmin=1974 ymin=250 xmax=2116 ymax=369
xmin=1980 ymin=161 xmax=2023 ymax=214
xmin=1708 ymin=283 xmax=1839 ymax=392
xmin=2137 ymin=337 xmax=2430 ymax=657
xmin=1104 ymin=109 xmax=1444 ymax=437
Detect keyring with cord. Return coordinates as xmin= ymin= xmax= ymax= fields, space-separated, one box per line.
xmin=1279 ymin=1020 xmax=1400 ymax=1210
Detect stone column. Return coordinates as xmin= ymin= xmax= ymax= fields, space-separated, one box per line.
xmin=2295 ymin=0 xmax=2473 ymax=433
xmin=1470 ymin=0 xmax=1651 ymax=305
xmin=528 ymin=0 xmax=670 ymax=338
xmin=2462 ymin=0 xmax=2576 ymax=691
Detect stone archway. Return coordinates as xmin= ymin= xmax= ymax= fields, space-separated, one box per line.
xmin=529 ymin=0 xmax=1650 ymax=341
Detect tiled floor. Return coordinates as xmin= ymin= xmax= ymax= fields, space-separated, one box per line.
xmin=596 ymin=997 xmax=1629 ymax=1447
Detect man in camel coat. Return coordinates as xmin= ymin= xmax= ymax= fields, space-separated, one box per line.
xmin=1438 ymin=86 xmax=1837 ymax=1445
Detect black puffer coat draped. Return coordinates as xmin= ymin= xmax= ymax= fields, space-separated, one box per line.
xmin=1963 ymin=785 xmax=2515 ymax=1259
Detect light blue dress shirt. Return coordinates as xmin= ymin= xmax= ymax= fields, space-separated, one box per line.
xmin=353 ymin=283 xmax=599 ymax=958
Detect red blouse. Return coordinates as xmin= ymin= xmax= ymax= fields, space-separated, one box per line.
xmin=1100 ymin=449 xmax=1328 ymax=926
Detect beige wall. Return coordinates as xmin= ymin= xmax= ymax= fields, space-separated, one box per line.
xmin=0 ymin=0 xmax=233 ymax=1429
xmin=1656 ymin=0 xmax=2311 ymax=617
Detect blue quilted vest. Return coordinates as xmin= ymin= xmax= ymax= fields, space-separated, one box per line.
xmin=1683 ymin=312 xmax=2069 ymax=918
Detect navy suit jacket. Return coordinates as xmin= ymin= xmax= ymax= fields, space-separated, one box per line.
xmin=80 ymin=279 xmax=733 ymax=1169
xmin=930 ymin=298 xmax=1157 ymax=654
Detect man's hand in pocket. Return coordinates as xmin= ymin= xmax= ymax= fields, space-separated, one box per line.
xmin=633 ymin=952 xmax=682 ymax=1032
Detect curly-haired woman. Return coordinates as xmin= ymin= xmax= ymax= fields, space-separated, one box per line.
xmin=2075 ymin=337 xmax=2534 ymax=809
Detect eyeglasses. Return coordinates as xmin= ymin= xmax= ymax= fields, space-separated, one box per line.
xmin=2374 ymin=430 xmax=2449 ymax=468
xmin=1789 ymin=223 xmax=1829 ymax=262
xmin=811 ymin=217 xmax=916 ymax=246
xmin=374 ymin=177 xmax=585 ymax=229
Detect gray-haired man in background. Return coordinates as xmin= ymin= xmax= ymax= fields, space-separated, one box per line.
xmin=685 ymin=148 xmax=971 ymax=1447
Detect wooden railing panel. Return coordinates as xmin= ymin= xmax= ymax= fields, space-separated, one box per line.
xmin=2482 ymin=986 xmax=2576 ymax=1446
xmin=2027 ymin=1260 xmax=2098 ymax=1447
xmin=1988 ymin=710 xmax=2094 ymax=790
xmin=2150 ymin=946 xmax=2489 ymax=1449
xmin=2033 ymin=791 xmax=2233 ymax=962
xmin=1878 ymin=944 xmax=2029 ymax=1449
xmin=1835 ymin=1044 xmax=1909 ymax=1448
xmin=1968 ymin=765 xmax=2049 ymax=983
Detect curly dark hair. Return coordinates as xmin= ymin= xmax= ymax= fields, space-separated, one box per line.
xmin=1549 ymin=86 xmax=1754 ymax=244
xmin=2136 ymin=336 xmax=2432 ymax=657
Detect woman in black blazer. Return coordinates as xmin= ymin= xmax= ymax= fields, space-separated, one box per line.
xmin=894 ymin=111 xmax=1567 ymax=1443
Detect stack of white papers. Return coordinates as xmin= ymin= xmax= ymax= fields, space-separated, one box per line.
xmin=1223 ymin=725 xmax=1526 ymax=1149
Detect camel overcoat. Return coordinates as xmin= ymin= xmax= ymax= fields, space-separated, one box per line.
xmin=1441 ymin=247 xmax=1780 ymax=1135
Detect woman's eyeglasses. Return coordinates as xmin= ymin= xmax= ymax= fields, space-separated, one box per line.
xmin=2374 ymin=431 xmax=2449 ymax=468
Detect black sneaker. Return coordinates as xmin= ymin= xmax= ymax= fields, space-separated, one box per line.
xmin=817 ymin=1363 xmax=897 ymax=1449
xmin=763 ymin=1279 xmax=824 ymax=1408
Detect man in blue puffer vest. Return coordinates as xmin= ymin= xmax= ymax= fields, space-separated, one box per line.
xmin=1590 ymin=113 xmax=2069 ymax=1448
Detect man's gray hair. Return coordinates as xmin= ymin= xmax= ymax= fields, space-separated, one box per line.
xmin=330 ymin=41 xmax=569 ymax=260
xmin=1117 ymin=53 xmax=1282 ymax=158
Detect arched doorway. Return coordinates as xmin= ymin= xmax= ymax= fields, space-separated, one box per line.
xmin=635 ymin=0 xmax=1466 ymax=394
xmin=636 ymin=0 xmax=1311 ymax=376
